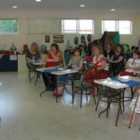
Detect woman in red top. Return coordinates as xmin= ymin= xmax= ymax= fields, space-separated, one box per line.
xmin=42 ymin=43 xmax=63 ymax=91
xmin=45 ymin=44 xmax=63 ymax=67
xmin=86 ymin=47 xmax=106 ymax=96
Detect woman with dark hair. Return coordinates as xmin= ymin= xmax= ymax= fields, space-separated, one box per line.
xmin=119 ymin=50 xmax=140 ymax=76
xmin=45 ymin=43 xmax=63 ymax=67
xmin=54 ymin=48 xmax=83 ymax=97
xmin=79 ymin=44 xmax=86 ymax=58
xmin=42 ymin=43 xmax=63 ymax=91
xmin=103 ymin=43 xmax=114 ymax=63
xmin=109 ymin=44 xmax=125 ymax=76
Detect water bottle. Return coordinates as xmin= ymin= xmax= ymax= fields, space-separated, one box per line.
xmin=66 ymin=40 xmax=71 ymax=48
xmin=32 ymin=56 xmax=35 ymax=61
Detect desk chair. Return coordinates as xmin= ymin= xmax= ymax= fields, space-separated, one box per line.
xmin=95 ymin=85 xmax=121 ymax=118
xmin=95 ymin=70 xmax=122 ymax=116
xmin=27 ymin=65 xmax=37 ymax=82
xmin=72 ymin=66 xmax=97 ymax=108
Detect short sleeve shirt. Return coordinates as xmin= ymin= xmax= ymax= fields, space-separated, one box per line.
xmin=26 ymin=51 xmax=41 ymax=61
xmin=126 ymin=58 xmax=140 ymax=73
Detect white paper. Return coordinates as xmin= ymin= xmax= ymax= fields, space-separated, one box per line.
xmin=10 ymin=55 xmax=17 ymax=61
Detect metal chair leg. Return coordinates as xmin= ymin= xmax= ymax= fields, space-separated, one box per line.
xmin=80 ymin=89 xmax=83 ymax=108
xmin=72 ymin=87 xmax=76 ymax=104
xmin=131 ymin=87 xmax=134 ymax=99
xmin=95 ymin=97 xmax=100 ymax=111
xmin=86 ymin=89 xmax=88 ymax=102
xmin=92 ymin=88 xmax=96 ymax=105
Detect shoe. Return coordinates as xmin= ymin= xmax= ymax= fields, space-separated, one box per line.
xmin=55 ymin=93 xmax=62 ymax=97
xmin=53 ymin=92 xmax=62 ymax=97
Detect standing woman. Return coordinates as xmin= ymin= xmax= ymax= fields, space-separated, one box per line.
xmin=86 ymin=47 xmax=106 ymax=96
xmin=42 ymin=43 xmax=63 ymax=90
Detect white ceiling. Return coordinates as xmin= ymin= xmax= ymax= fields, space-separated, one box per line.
xmin=0 ymin=0 xmax=140 ymax=12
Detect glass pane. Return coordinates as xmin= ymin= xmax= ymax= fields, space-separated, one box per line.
xmin=62 ymin=20 xmax=76 ymax=33
xmin=0 ymin=20 xmax=2 ymax=33
xmin=79 ymin=20 xmax=93 ymax=34
xmin=103 ymin=20 xmax=116 ymax=32
xmin=2 ymin=19 xmax=18 ymax=34
xmin=119 ymin=20 xmax=131 ymax=34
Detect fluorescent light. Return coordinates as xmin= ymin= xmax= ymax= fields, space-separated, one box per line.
xmin=36 ymin=0 xmax=41 ymax=1
xmin=111 ymin=9 xmax=116 ymax=11
xmin=12 ymin=6 xmax=17 ymax=9
xmin=79 ymin=4 xmax=85 ymax=8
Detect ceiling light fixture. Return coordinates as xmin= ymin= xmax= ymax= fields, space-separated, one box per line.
xmin=111 ymin=9 xmax=116 ymax=11
xmin=35 ymin=0 xmax=42 ymax=2
xmin=79 ymin=4 xmax=85 ymax=8
xmin=12 ymin=6 xmax=17 ymax=9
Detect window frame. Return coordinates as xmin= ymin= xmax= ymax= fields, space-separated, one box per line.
xmin=61 ymin=19 xmax=94 ymax=34
xmin=102 ymin=19 xmax=132 ymax=35
xmin=0 ymin=19 xmax=19 ymax=35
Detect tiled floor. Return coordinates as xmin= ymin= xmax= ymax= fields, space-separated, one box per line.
xmin=0 ymin=72 xmax=140 ymax=140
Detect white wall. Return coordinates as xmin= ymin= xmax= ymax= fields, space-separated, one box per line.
xmin=0 ymin=10 xmax=140 ymax=51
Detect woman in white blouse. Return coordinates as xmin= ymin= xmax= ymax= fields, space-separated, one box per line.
xmin=119 ymin=50 xmax=140 ymax=76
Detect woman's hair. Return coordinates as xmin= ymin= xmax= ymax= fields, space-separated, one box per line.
xmin=116 ymin=44 xmax=124 ymax=52
xmin=79 ymin=44 xmax=84 ymax=48
xmin=93 ymin=46 xmax=101 ymax=53
xmin=74 ymin=47 xmax=82 ymax=56
xmin=31 ymin=42 xmax=38 ymax=49
xmin=107 ymin=43 xmax=112 ymax=48
xmin=133 ymin=50 xmax=140 ymax=56
xmin=51 ymin=43 xmax=59 ymax=51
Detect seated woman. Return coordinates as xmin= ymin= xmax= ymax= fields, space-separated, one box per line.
xmin=119 ymin=50 xmax=140 ymax=76
xmin=86 ymin=46 xmax=106 ymax=96
xmin=79 ymin=44 xmax=86 ymax=59
xmin=42 ymin=43 xmax=63 ymax=91
xmin=54 ymin=48 xmax=83 ymax=97
xmin=26 ymin=42 xmax=41 ymax=78
xmin=109 ymin=44 xmax=125 ymax=76
xmin=103 ymin=43 xmax=114 ymax=63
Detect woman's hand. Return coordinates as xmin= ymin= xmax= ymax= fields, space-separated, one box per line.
xmin=109 ymin=59 xmax=113 ymax=63
xmin=133 ymin=67 xmax=139 ymax=70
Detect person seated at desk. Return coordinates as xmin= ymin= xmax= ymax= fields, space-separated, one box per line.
xmin=109 ymin=44 xmax=125 ymax=76
xmin=79 ymin=44 xmax=86 ymax=59
xmin=86 ymin=47 xmax=106 ymax=96
xmin=103 ymin=43 xmax=114 ymax=63
xmin=119 ymin=50 xmax=140 ymax=76
xmin=54 ymin=48 xmax=83 ymax=97
xmin=26 ymin=42 xmax=41 ymax=78
xmin=42 ymin=43 xmax=63 ymax=91
xmin=85 ymin=44 xmax=96 ymax=62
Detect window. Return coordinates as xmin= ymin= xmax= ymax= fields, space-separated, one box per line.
xmin=0 ymin=19 xmax=18 ymax=34
xmin=102 ymin=20 xmax=132 ymax=35
xmin=119 ymin=20 xmax=132 ymax=34
xmin=61 ymin=19 xmax=94 ymax=34
xmin=62 ymin=20 xmax=77 ymax=33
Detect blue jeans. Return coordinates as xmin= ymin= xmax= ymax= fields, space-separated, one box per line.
xmin=59 ymin=73 xmax=75 ymax=85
